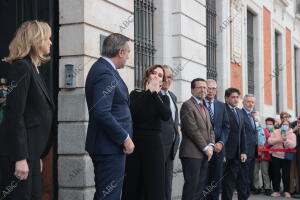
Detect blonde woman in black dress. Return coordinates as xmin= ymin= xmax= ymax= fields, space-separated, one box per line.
xmin=0 ymin=20 xmax=54 ymax=200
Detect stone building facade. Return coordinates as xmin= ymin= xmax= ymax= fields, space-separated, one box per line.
xmin=57 ymin=0 xmax=300 ymax=199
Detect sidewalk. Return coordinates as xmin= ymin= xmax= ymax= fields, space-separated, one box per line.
xmin=235 ymin=194 xmax=299 ymax=199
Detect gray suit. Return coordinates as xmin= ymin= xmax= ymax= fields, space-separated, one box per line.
xmin=159 ymin=90 xmax=180 ymax=200
xmin=180 ymin=97 xmax=215 ymax=200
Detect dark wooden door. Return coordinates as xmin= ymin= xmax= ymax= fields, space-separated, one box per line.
xmin=0 ymin=0 xmax=58 ymax=199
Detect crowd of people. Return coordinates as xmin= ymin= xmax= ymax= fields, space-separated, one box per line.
xmin=1 ymin=20 xmax=300 ymax=200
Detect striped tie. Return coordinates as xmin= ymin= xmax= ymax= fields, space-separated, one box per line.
xmin=248 ymin=112 xmax=255 ymax=129
xmin=207 ymin=101 xmax=214 ymax=124
xmin=232 ymin=108 xmax=239 ymax=124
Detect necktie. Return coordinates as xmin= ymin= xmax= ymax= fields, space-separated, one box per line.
xmin=248 ymin=112 xmax=255 ymax=129
xmin=199 ymin=103 xmax=206 ymax=120
xmin=166 ymin=92 xmax=176 ymax=122
xmin=232 ymin=108 xmax=239 ymax=124
xmin=207 ymin=101 xmax=214 ymax=124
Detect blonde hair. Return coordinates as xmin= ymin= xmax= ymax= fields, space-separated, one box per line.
xmin=2 ymin=20 xmax=52 ymax=65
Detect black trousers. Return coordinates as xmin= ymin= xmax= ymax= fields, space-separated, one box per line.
xmin=246 ymin=158 xmax=255 ymax=196
xmin=221 ymin=158 xmax=248 ymax=200
xmin=181 ymin=157 xmax=208 ymax=200
xmin=122 ymin=134 xmax=165 ymax=200
xmin=271 ymin=156 xmax=291 ymax=192
xmin=205 ymin=152 xmax=224 ymax=200
xmin=268 ymin=161 xmax=273 ymax=186
xmin=164 ymin=144 xmax=174 ymax=200
xmin=0 ymin=156 xmax=41 ymax=200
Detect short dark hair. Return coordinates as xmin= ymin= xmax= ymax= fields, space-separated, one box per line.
xmin=101 ymin=33 xmax=130 ymax=58
xmin=191 ymin=78 xmax=206 ymax=89
xmin=224 ymin=88 xmax=240 ymax=98
xmin=265 ymin=117 xmax=275 ymax=125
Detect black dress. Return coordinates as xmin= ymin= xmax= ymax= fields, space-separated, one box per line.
xmin=122 ymin=89 xmax=171 ymax=200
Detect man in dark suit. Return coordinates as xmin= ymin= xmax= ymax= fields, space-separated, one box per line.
xmin=204 ymin=79 xmax=230 ymax=200
xmin=222 ymin=88 xmax=248 ymax=200
xmin=291 ymin=117 xmax=300 ymax=198
xmin=241 ymin=94 xmax=257 ymax=196
xmin=85 ymin=33 xmax=135 ymax=200
xmin=180 ymin=78 xmax=215 ymax=200
xmin=159 ymin=65 xmax=180 ymax=200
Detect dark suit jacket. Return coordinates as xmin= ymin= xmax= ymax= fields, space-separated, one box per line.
xmin=224 ymin=104 xmax=247 ymax=159
xmin=204 ymin=99 xmax=230 ymax=157
xmin=241 ymin=108 xmax=257 ymax=159
xmin=85 ymin=57 xmax=132 ymax=155
xmin=179 ymin=97 xmax=215 ymax=159
xmin=0 ymin=57 xmax=55 ymax=161
xmin=291 ymin=121 xmax=300 ymax=167
xmin=159 ymin=90 xmax=180 ymax=160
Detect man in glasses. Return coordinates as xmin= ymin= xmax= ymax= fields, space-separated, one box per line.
xmin=180 ymin=78 xmax=215 ymax=200
xmin=159 ymin=65 xmax=180 ymax=200
xmin=241 ymin=94 xmax=257 ymax=197
xmin=203 ymin=79 xmax=230 ymax=200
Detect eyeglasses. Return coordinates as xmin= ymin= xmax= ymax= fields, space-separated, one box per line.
xmin=165 ymin=75 xmax=173 ymax=80
xmin=207 ymin=87 xmax=217 ymax=91
xmin=281 ymin=116 xmax=289 ymax=119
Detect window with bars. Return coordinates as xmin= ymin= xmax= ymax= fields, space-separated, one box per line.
xmin=134 ymin=0 xmax=156 ymax=89
xmin=247 ymin=11 xmax=255 ymax=95
xmin=206 ymin=0 xmax=217 ymax=80
xmin=275 ymin=32 xmax=280 ymax=114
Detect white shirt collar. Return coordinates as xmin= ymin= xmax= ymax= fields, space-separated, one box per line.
xmin=204 ymin=98 xmax=214 ymax=104
xmin=161 ymin=89 xmax=169 ymax=95
xmin=102 ymin=56 xmax=116 ymax=70
xmin=192 ymin=96 xmax=203 ymax=104
xmin=243 ymin=107 xmax=252 ymax=114
xmin=227 ymin=103 xmax=236 ymax=110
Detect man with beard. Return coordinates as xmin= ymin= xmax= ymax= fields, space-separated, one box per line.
xmin=179 ymin=78 xmax=215 ymax=200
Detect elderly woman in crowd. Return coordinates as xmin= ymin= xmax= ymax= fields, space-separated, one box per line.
xmin=252 ymin=112 xmax=272 ymax=195
xmin=268 ymin=118 xmax=296 ymax=198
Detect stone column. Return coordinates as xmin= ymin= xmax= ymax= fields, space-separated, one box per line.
xmin=57 ymin=0 xmax=134 ymax=199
